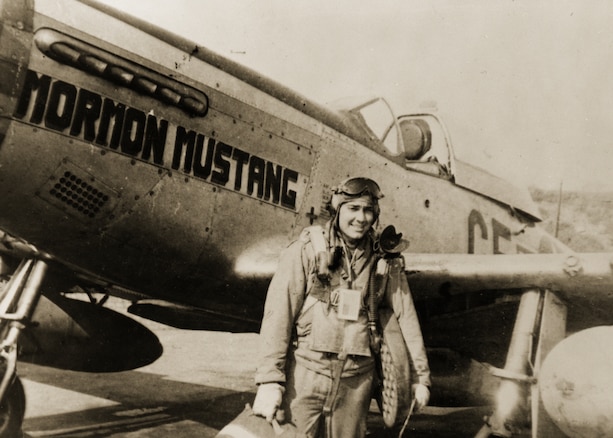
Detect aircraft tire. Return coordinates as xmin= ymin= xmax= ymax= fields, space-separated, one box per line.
xmin=0 ymin=376 xmax=25 ymax=438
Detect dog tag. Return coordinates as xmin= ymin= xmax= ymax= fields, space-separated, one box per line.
xmin=336 ymin=288 xmax=362 ymax=321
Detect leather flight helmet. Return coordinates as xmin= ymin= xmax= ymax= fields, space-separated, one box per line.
xmin=330 ymin=177 xmax=384 ymax=218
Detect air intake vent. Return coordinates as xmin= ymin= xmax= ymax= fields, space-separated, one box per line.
xmin=39 ymin=161 xmax=118 ymax=222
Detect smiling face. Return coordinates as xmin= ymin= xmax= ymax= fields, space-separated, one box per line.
xmin=337 ymin=195 xmax=376 ymax=247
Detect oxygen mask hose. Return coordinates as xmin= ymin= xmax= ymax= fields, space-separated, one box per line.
xmin=368 ymin=259 xmax=388 ymax=352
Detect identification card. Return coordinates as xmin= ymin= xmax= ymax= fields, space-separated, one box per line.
xmin=336 ymin=288 xmax=362 ymax=321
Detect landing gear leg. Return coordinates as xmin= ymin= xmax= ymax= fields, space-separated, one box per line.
xmin=530 ymin=290 xmax=566 ymax=437
xmin=0 ymin=258 xmax=48 ymax=437
xmin=475 ymin=289 xmax=542 ymax=438
xmin=0 ymin=373 xmax=25 ymax=438
xmin=475 ymin=289 xmax=567 ymax=438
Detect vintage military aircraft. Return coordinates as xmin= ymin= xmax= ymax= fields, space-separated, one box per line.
xmin=0 ymin=0 xmax=611 ymax=436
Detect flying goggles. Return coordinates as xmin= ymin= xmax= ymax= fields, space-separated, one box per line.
xmin=334 ymin=177 xmax=384 ymax=199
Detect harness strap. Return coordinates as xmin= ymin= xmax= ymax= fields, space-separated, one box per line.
xmin=301 ymin=225 xmax=330 ymax=281
xmin=323 ymin=353 xmax=347 ymax=416
xmin=368 ymin=258 xmax=389 ymax=353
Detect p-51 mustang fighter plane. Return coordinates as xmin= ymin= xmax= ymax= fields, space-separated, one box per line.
xmin=0 ymin=1 xmax=611 ymax=437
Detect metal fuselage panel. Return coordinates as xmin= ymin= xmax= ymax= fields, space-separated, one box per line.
xmin=0 ymin=0 xmax=555 ymax=318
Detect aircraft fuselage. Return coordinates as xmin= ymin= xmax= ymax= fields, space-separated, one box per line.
xmin=0 ymin=0 xmax=560 ymax=326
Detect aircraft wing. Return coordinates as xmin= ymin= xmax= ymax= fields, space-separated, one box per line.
xmin=403 ymin=250 xmax=613 ymax=437
xmin=405 ymin=251 xmax=613 ymax=302
xmin=405 ymin=251 xmax=613 ymax=332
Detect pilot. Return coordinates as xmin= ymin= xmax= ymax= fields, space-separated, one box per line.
xmin=253 ymin=177 xmax=430 ymax=437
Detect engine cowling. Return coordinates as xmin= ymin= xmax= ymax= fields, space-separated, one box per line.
xmin=539 ymin=326 xmax=613 ymax=438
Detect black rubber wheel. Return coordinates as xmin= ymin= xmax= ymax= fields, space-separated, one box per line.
xmin=0 ymin=376 xmax=25 ymax=438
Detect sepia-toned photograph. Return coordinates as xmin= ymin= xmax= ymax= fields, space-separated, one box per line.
xmin=0 ymin=0 xmax=611 ymax=437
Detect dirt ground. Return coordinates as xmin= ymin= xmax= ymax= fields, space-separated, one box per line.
xmin=21 ymin=300 xmax=489 ymax=437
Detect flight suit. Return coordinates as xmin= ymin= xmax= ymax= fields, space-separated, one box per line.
xmin=255 ymin=223 xmax=430 ymax=437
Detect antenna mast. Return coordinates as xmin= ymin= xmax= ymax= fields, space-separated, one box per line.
xmin=554 ymin=180 xmax=563 ymax=238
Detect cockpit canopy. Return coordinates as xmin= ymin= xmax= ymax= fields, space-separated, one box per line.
xmin=332 ymin=96 xmax=541 ymax=221
xmin=334 ymin=97 xmax=454 ymax=179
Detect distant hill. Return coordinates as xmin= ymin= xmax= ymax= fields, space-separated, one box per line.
xmin=530 ymin=187 xmax=613 ymax=252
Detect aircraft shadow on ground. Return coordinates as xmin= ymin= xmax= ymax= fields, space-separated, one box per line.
xmin=20 ymin=362 xmax=488 ymax=437
xmin=21 ymin=362 xmax=255 ymax=437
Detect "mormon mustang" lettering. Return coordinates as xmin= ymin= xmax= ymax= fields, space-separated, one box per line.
xmin=14 ymin=70 xmax=299 ymax=210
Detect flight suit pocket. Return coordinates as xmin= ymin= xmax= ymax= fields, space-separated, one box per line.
xmin=309 ymin=301 xmax=371 ymax=356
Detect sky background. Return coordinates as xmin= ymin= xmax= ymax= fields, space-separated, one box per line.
xmin=97 ymin=0 xmax=613 ymax=193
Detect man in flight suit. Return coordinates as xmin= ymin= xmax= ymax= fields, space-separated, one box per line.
xmin=253 ymin=177 xmax=430 ymax=437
